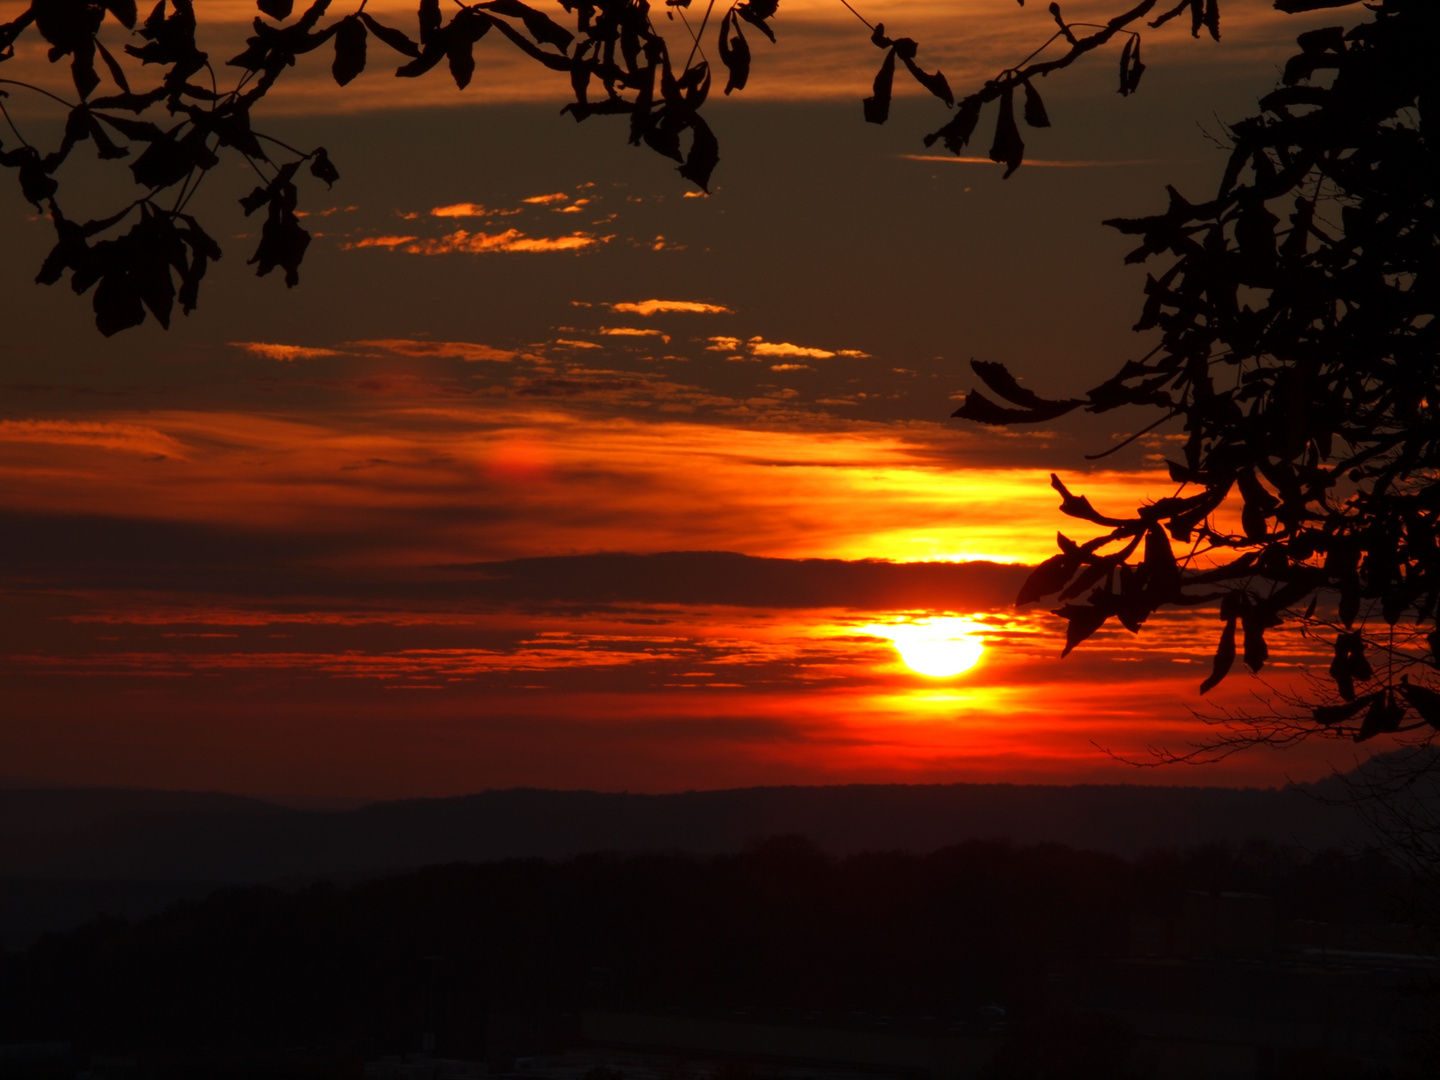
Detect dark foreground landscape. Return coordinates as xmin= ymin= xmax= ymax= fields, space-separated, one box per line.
xmin=0 ymin=780 xmax=1435 ymax=1079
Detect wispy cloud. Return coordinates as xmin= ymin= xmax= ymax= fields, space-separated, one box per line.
xmin=610 ymin=300 xmax=731 ymax=316
xmin=750 ymin=340 xmax=835 ymax=360
xmin=354 ymin=339 xmax=514 ymax=362
xmin=524 ymin=192 xmax=570 ymax=204
xmin=231 ymin=342 xmax=341 ymax=362
xmin=0 ymin=419 xmax=185 ymax=457
xmin=343 ymin=235 xmax=417 ymax=249
xmin=405 ymin=229 xmax=604 ymax=254
xmin=601 ymin=327 xmax=670 ymax=342
xmin=430 ymin=202 xmax=492 ymax=218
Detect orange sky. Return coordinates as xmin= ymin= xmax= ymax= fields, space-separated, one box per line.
xmin=0 ymin=0 xmax=1385 ymax=799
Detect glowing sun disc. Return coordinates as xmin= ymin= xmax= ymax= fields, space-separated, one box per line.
xmin=863 ymin=619 xmax=986 ymax=678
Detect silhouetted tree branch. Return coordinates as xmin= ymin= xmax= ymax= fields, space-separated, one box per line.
xmin=0 ymin=0 xmax=1217 ymax=334
xmin=953 ymin=0 xmax=1439 ymax=749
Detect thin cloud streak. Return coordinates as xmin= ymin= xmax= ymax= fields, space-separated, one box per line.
xmin=231 ymin=342 xmax=342 ymax=361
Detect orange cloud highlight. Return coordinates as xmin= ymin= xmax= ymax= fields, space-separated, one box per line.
xmin=354 ymin=339 xmax=514 ymax=362
xmin=601 ymin=327 xmax=670 ymax=342
xmin=0 ymin=419 xmax=185 ymax=458
xmin=404 ymin=229 xmax=603 ymax=254
xmin=430 ymin=202 xmax=491 ymax=217
xmin=231 ymin=341 xmax=340 ymax=361
xmin=751 ymin=340 xmax=835 ymax=360
xmin=611 ymin=300 xmax=731 ymax=316
xmin=343 ymin=235 xmax=418 ymax=249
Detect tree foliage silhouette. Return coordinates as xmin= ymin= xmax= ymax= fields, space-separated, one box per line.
xmin=951 ymin=0 xmax=1439 ymax=752
xmin=0 ymin=0 xmax=1216 ymax=336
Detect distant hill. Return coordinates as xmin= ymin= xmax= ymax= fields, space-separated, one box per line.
xmin=0 ymin=779 xmax=1375 ymax=948
xmin=0 ymin=781 xmax=1373 ymax=884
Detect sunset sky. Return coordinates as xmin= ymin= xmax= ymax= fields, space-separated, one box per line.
xmin=0 ymin=0 xmax=1376 ymax=801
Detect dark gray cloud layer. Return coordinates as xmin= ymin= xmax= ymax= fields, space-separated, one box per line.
xmin=1 ymin=511 xmax=1029 ymax=612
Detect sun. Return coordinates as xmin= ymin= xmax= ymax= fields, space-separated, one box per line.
xmin=862 ymin=618 xmax=986 ymax=678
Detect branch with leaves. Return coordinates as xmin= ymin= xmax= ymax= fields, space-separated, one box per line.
xmin=952 ymin=0 xmax=1439 ymax=746
xmin=0 ymin=0 xmax=1218 ymax=335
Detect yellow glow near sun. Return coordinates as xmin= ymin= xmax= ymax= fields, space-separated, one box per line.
xmin=862 ymin=618 xmax=986 ymax=678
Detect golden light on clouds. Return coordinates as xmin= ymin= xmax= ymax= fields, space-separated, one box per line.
xmin=611 ymin=300 xmax=732 ymax=316
xmin=401 ymin=228 xmax=604 ymax=255
xmin=430 ymin=202 xmax=492 ymax=218
xmin=0 ymin=400 xmax=1168 ymax=567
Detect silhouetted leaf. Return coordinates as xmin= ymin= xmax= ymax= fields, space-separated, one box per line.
xmin=677 ymin=114 xmax=718 ymax=191
xmin=1118 ymin=36 xmax=1135 ymax=95
xmin=1017 ymin=551 xmax=1080 ymax=606
xmin=967 ymin=360 xmax=1084 ymax=416
xmin=258 ymin=0 xmax=294 ymax=19
xmin=94 ymin=39 xmax=131 ymax=92
xmin=1241 ymin=614 xmax=1268 ymax=672
xmin=1355 ymin=693 xmax=1404 ymax=742
xmin=175 ymin=212 xmax=221 ymax=314
xmin=1313 ymin=693 xmax=1378 ymax=725
xmin=988 ymin=86 xmax=1024 ymax=177
xmin=309 ymin=146 xmax=338 ymax=187
xmin=250 ymin=190 xmax=310 ymax=287
xmin=130 ymin=128 xmax=216 ymax=189
xmin=901 ymin=55 xmax=952 ymax=107
xmin=1021 ymin=79 xmax=1050 ymax=127
xmin=1330 ymin=632 xmax=1361 ymax=700
xmin=446 ymin=10 xmax=494 ymax=89
xmin=1199 ymin=615 xmax=1236 ymax=693
xmin=416 ymin=0 xmax=442 ymax=47
xmin=862 ymin=47 xmax=896 ymax=125
xmin=2 ymin=144 xmax=61 ymax=208
xmin=1143 ymin=524 xmax=1180 ymax=598
xmin=924 ymin=96 xmax=982 ymax=155
xmin=331 ymin=14 xmax=366 ymax=85
xmin=1400 ymin=681 xmax=1440 ymax=729
xmin=735 ymin=0 xmax=775 ymax=43
xmin=84 ymin=113 xmax=129 ymax=159
xmin=951 ymin=390 xmax=1073 ymax=426
xmin=478 ymin=0 xmax=572 ymax=51
xmin=1055 ymin=603 xmax=1111 ymax=658
xmin=395 ymin=41 xmax=446 ymax=78
xmin=1201 ymin=0 xmax=1219 ymax=40
xmin=358 ymin=12 xmax=420 ymax=57
xmin=717 ymin=12 xmax=749 ymax=96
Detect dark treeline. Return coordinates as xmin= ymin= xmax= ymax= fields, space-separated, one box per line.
xmin=0 ymin=837 xmax=1415 ymax=1059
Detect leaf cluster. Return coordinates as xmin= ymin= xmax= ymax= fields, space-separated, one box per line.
xmin=0 ymin=0 xmax=784 ymax=334
xmin=953 ymin=0 xmax=1440 ymax=745
xmin=0 ymin=0 xmax=1230 ymax=334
